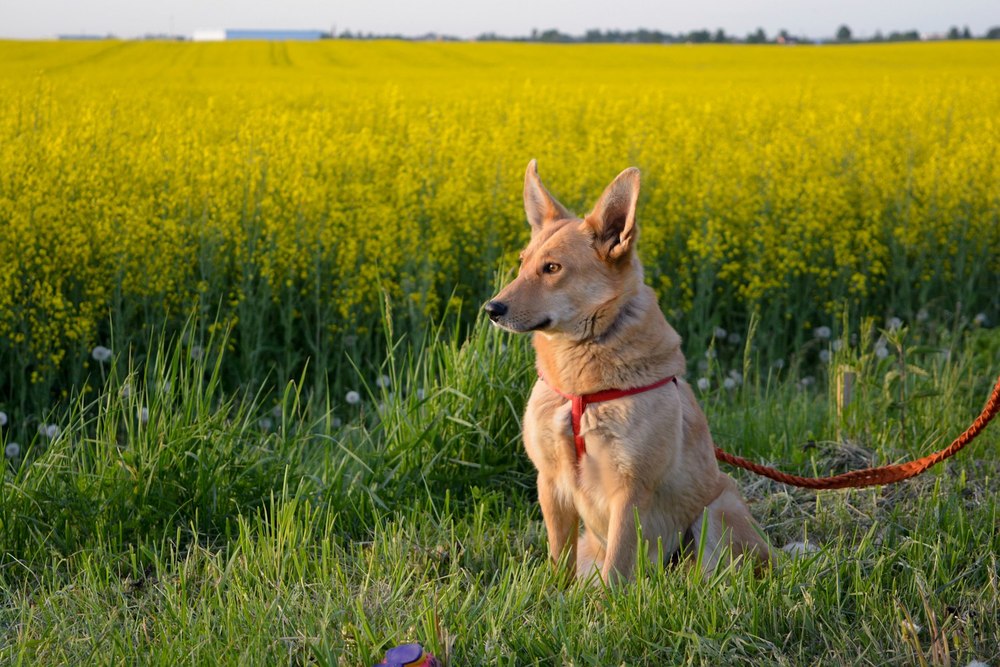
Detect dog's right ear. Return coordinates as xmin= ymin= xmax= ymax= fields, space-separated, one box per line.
xmin=524 ymin=159 xmax=571 ymax=234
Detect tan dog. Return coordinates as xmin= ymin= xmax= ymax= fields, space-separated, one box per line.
xmin=485 ymin=160 xmax=770 ymax=583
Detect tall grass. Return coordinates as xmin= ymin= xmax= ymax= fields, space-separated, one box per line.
xmin=2 ymin=306 xmax=997 ymax=664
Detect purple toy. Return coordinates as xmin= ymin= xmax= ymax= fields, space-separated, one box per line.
xmin=374 ymin=642 xmax=441 ymax=667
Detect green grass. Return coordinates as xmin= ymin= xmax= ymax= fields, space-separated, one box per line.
xmin=2 ymin=313 xmax=998 ymax=665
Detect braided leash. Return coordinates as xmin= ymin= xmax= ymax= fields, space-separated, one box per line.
xmin=715 ymin=375 xmax=1000 ymax=490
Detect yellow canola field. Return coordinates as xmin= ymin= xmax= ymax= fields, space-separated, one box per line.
xmin=0 ymin=40 xmax=998 ymax=391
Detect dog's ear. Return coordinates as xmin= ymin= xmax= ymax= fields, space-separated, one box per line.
xmin=585 ymin=167 xmax=640 ymax=262
xmin=524 ymin=159 xmax=572 ymax=234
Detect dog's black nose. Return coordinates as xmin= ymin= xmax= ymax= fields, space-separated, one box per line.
xmin=484 ymin=300 xmax=507 ymax=321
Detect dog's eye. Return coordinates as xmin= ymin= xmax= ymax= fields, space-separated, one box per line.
xmin=542 ymin=262 xmax=561 ymax=274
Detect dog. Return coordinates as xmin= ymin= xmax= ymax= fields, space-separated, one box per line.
xmin=484 ymin=160 xmax=771 ymax=583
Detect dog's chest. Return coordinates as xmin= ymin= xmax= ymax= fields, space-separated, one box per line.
xmin=524 ymin=385 xmax=663 ymax=487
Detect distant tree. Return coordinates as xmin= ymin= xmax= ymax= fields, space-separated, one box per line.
xmin=688 ymin=29 xmax=712 ymax=43
xmin=713 ymin=28 xmax=728 ymax=43
xmin=538 ymin=28 xmax=572 ymax=42
xmin=988 ymin=26 xmax=1000 ymax=39
xmin=637 ymin=29 xmax=668 ymax=43
xmin=888 ymin=29 xmax=920 ymax=42
xmin=873 ymin=30 xmax=885 ymax=42
xmin=948 ymin=26 xmax=961 ymax=40
xmin=746 ymin=27 xmax=767 ymax=43
xmin=836 ymin=24 xmax=852 ymax=42
xmin=962 ymin=26 xmax=972 ymax=39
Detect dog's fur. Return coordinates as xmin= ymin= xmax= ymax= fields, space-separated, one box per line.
xmin=485 ymin=161 xmax=771 ymax=583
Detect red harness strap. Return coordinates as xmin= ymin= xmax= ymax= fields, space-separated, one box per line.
xmin=539 ymin=374 xmax=677 ymax=461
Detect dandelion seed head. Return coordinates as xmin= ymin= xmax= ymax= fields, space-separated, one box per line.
xmin=916 ymin=309 xmax=929 ymax=322
xmin=727 ymin=370 xmax=743 ymax=385
xmin=45 ymin=424 xmax=60 ymax=439
xmin=773 ymin=358 xmax=785 ymax=370
xmin=696 ymin=377 xmax=710 ymax=391
xmin=91 ymin=345 xmax=112 ymax=362
xmin=138 ymin=406 xmax=149 ymax=424
xmin=4 ymin=442 xmax=19 ymax=458
xmin=887 ymin=317 xmax=903 ymax=332
xmin=723 ymin=377 xmax=737 ymax=390
xmin=0 ymin=411 xmax=7 ymax=427
xmin=832 ymin=340 xmax=843 ymax=352
xmin=713 ymin=327 xmax=727 ymax=340
xmin=875 ymin=345 xmax=890 ymax=360
xmin=813 ymin=326 xmax=832 ymax=340
xmin=973 ymin=312 xmax=989 ymax=327
xmin=705 ymin=348 xmax=717 ymax=360
xmin=416 ymin=388 xmax=425 ymax=401
xmin=781 ymin=541 xmax=818 ymax=556
xmin=376 ymin=374 xmax=391 ymax=389
xmin=819 ymin=350 xmax=831 ymax=363
xmin=345 ymin=390 xmax=361 ymax=405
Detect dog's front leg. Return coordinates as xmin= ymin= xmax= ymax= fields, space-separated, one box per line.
xmin=601 ymin=489 xmax=645 ymax=584
xmin=537 ymin=473 xmax=579 ymax=576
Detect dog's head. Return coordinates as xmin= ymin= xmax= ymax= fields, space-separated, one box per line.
xmin=484 ymin=160 xmax=643 ymax=340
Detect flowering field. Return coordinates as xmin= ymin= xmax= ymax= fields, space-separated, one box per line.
xmin=0 ymin=39 xmax=998 ymax=417
xmin=2 ymin=39 xmax=1000 ymax=665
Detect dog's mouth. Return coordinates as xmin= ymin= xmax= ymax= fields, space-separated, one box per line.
xmin=490 ymin=317 xmax=551 ymax=334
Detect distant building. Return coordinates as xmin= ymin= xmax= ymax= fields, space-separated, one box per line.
xmin=224 ymin=29 xmax=324 ymax=41
xmin=192 ymin=30 xmax=227 ymax=42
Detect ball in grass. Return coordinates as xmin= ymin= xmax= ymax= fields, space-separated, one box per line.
xmin=374 ymin=643 xmax=440 ymax=667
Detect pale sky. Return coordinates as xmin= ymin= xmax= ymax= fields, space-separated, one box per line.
xmin=1 ymin=0 xmax=996 ymax=40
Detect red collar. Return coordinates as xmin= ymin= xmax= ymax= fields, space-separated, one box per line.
xmin=539 ymin=373 xmax=677 ymax=461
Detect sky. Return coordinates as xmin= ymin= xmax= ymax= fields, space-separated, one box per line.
xmin=1 ymin=0 xmax=996 ymax=40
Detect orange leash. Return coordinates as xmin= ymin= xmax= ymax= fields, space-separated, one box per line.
xmin=715 ymin=375 xmax=1000 ymax=490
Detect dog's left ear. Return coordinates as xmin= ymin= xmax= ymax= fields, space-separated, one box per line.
xmin=585 ymin=167 xmax=641 ymax=262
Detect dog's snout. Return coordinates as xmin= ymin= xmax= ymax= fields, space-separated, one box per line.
xmin=484 ymin=300 xmax=508 ymax=321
